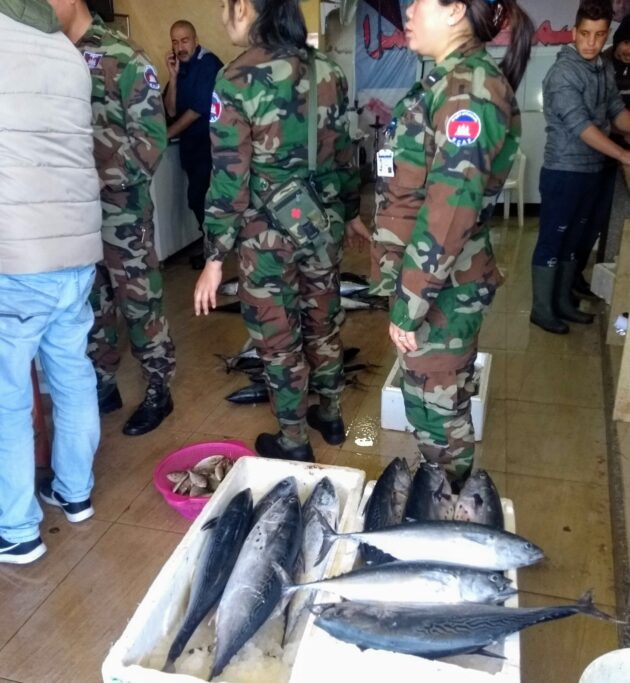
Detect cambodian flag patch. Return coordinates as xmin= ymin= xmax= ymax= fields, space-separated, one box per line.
xmin=446 ymin=110 xmax=482 ymax=147
xmin=144 ymin=65 xmax=160 ymax=90
xmin=210 ymin=92 xmax=223 ymax=123
xmin=84 ymin=51 xmax=103 ymax=70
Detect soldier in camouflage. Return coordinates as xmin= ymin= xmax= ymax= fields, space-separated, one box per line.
xmin=50 ymin=0 xmax=176 ymax=436
xmin=371 ymin=0 xmax=533 ymax=482
xmin=194 ymin=0 xmax=368 ymax=462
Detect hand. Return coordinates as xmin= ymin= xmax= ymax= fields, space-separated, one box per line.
xmin=165 ymin=50 xmax=179 ymax=77
xmin=194 ymin=260 xmax=223 ymax=315
xmin=344 ymin=216 xmax=372 ymax=250
xmin=389 ymin=322 xmax=417 ymax=353
xmin=620 ymin=149 xmax=630 ymax=166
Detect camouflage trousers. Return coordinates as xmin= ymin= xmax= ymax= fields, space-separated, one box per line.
xmin=398 ymin=283 xmax=494 ymax=480
xmin=88 ymin=183 xmax=176 ymax=388
xmin=237 ymin=212 xmax=346 ymax=445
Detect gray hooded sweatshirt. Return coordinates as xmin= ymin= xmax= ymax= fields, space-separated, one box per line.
xmin=542 ymin=44 xmax=625 ymax=173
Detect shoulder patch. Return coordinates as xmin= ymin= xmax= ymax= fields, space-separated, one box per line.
xmin=446 ymin=109 xmax=481 ymax=147
xmin=210 ymin=91 xmax=223 ymax=124
xmin=84 ymin=51 xmax=103 ymax=70
xmin=144 ymin=65 xmax=161 ymax=90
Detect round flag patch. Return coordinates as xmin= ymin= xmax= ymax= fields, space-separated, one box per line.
xmin=144 ymin=65 xmax=160 ymax=91
xmin=210 ymin=92 xmax=223 ymax=123
xmin=446 ymin=109 xmax=482 ymax=147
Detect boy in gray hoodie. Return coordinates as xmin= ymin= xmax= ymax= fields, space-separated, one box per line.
xmin=531 ymin=0 xmax=630 ymax=334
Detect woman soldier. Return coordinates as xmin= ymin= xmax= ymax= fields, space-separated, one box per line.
xmin=371 ymin=0 xmax=534 ymax=485
xmin=194 ymin=0 xmax=369 ymax=461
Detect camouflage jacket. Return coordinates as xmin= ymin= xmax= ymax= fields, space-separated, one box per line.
xmin=77 ymin=14 xmax=167 ymax=191
xmin=372 ymin=39 xmax=520 ymax=332
xmin=204 ymin=46 xmax=360 ymax=261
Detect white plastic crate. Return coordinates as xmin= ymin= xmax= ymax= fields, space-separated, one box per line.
xmin=380 ymin=352 xmax=492 ymax=441
xmin=101 ymin=456 xmax=365 ymax=683
xmin=591 ymin=262 xmax=616 ymax=305
xmin=290 ymin=486 xmax=520 ymax=683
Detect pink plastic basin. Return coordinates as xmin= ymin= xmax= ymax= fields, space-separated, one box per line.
xmin=153 ymin=440 xmax=255 ymax=520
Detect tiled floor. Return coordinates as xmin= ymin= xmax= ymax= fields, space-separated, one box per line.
xmin=0 ymin=214 xmax=621 ymax=683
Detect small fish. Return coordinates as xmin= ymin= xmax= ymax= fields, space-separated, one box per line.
xmin=339 ymin=273 xmax=370 ymax=297
xmin=454 ymin=469 xmax=504 ymax=529
xmin=218 ymin=276 xmax=239 ymax=296
xmin=311 ymin=593 xmax=618 ymax=660
xmin=163 ymin=489 xmax=253 ymax=671
xmin=406 ymin=462 xmax=455 ymax=522
xmin=341 ymin=293 xmax=388 ymax=311
xmin=225 ymin=383 xmax=269 ymax=404
xmin=362 ymin=457 xmax=412 ymax=564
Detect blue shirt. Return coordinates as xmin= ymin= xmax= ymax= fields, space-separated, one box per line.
xmin=172 ymin=46 xmax=223 ymax=160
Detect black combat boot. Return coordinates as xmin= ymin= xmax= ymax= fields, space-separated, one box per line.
xmin=98 ymin=381 xmax=122 ymax=415
xmin=530 ymin=266 xmax=569 ymax=334
xmin=555 ymin=262 xmax=595 ymax=325
xmin=255 ymin=432 xmax=314 ymax=462
xmin=122 ymin=382 xmax=174 ymax=436
xmin=306 ymin=405 xmax=346 ymax=445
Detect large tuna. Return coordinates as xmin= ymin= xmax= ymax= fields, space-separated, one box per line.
xmin=405 ymin=461 xmax=455 ymax=522
xmin=454 ymin=469 xmax=504 ymax=529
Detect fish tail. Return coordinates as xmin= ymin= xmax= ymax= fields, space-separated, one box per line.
xmin=314 ymin=509 xmax=339 ymax=566
xmin=271 ymin=561 xmax=299 ymax=597
xmin=577 ymin=591 xmax=624 ymax=623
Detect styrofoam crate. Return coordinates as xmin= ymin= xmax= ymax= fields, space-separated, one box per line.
xmin=290 ymin=485 xmax=520 ymax=683
xmin=380 ymin=352 xmax=492 ymax=441
xmin=101 ymin=456 xmax=365 ymax=683
xmin=591 ymin=262 xmax=616 ymax=305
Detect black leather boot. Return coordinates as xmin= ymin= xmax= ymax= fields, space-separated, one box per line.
xmin=255 ymin=432 xmax=314 ymax=462
xmin=306 ymin=405 xmax=345 ymax=445
xmin=555 ymin=262 xmax=595 ymax=325
xmin=98 ymin=383 xmax=122 ymax=415
xmin=530 ymin=266 xmax=569 ymax=334
xmin=122 ymin=383 xmax=174 ymax=436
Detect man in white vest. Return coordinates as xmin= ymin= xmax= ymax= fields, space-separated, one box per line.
xmin=0 ymin=0 xmax=103 ymax=564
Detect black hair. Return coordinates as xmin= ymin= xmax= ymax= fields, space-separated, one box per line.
xmin=226 ymin=0 xmax=307 ymax=53
xmin=576 ymin=1 xmax=614 ymax=27
xmin=440 ymin=0 xmax=535 ymax=92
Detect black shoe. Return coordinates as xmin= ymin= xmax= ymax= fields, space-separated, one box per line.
xmin=39 ymin=478 xmax=94 ymax=523
xmin=98 ymin=384 xmax=122 ymax=415
xmin=572 ymin=273 xmax=600 ymax=302
xmin=122 ymin=383 xmax=174 ymax=436
xmin=190 ymin=254 xmax=206 ymax=271
xmin=0 ymin=535 xmax=47 ymax=565
xmin=255 ymin=432 xmax=314 ymax=462
xmin=306 ymin=405 xmax=346 ymax=445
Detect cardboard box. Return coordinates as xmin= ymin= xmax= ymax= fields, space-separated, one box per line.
xmin=380 ymin=352 xmax=492 ymax=441
xmin=101 ymin=457 xmax=365 ymax=683
xmin=289 ymin=487 xmax=520 ymax=683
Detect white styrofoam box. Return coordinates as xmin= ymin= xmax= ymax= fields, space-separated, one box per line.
xmin=380 ymin=352 xmax=492 ymax=441
xmin=591 ymin=262 xmax=616 ymax=305
xmin=290 ymin=489 xmax=520 ymax=683
xmin=101 ymin=456 xmax=365 ymax=683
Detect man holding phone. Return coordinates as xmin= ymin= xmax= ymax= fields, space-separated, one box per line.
xmin=164 ymin=20 xmax=223 ymax=270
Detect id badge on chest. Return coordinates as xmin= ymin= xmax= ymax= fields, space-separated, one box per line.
xmin=376 ymin=149 xmax=395 ymax=178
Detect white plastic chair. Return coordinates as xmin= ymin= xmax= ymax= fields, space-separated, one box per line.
xmin=503 ymin=148 xmax=526 ymax=227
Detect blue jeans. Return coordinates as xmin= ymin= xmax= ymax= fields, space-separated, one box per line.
xmin=0 ymin=267 xmax=100 ymax=543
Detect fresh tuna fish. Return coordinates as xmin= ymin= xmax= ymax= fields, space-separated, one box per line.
xmin=317 ymin=515 xmax=544 ymax=571
xmin=285 ymin=477 xmax=340 ymax=642
xmin=339 ymin=276 xmax=370 ymax=297
xmin=279 ymin=560 xmax=515 ymax=606
xmin=218 ymin=276 xmax=239 ymax=296
xmin=362 ymin=458 xmax=412 ymax=564
xmin=210 ymin=490 xmax=302 ymax=678
xmin=311 ymin=593 xmax=617 ymax=659
xmin=163 ymin=489 xmax=254 ymax=671
xmin=252 ymin=476 xmax=299 ymax=527
xmin=406 ymin=462 xmax=455 ymax=522
xmin=340 ymin=295 xmax=388 ymax=311
xmin=225 ymin=383 xmax=269 ymax=404
xmin=454 ymin=469 xmax=504 ymax=529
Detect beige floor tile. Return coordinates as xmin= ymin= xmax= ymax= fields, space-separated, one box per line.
xmin=506 ymin=352 xmax=604 ymax=408
xmin=486 ymin=350 xmax=507 ymax=400
xmin=0 ymin=525 xmax=182 ymax=683
xmin=506 ymin=401 xmax=608 ymax=484
xmin=0 ymin=516 xmax=110 ymax=651
xmin=506 ymin=473 xmax=615 ymax=605
xmin=519 ymin=591 xmax=618 ymax=683
xmin=507 ymin=313 xmax=602 ymax=356
xmin=478 ymin=311 xmax=507 ymax=351
xmin=474 ymin=399 xmax=507 ymax=473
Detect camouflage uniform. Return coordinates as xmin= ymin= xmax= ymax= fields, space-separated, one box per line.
xmin=205 ymin=47 xmax=360 ymax=445
xmin=372 ymin=39 xmax=520 ymax=478
xmin=77 ymin=14 xmax=175 ymax=389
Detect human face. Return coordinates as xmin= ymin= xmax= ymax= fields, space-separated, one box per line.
xmin=404 ymin=0 xmax=465 ymax=61
xmin=221 ymin=0 xmax=255 ymax=48
xmin=613 ymin=0 xmax=630 ymax=24
xmin=171 ymin=26 xmax=198 ymax=62
xmin=573 ymin=19 xmax=610 ymax=61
